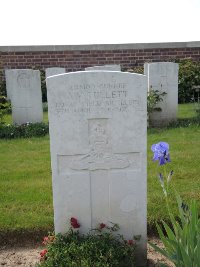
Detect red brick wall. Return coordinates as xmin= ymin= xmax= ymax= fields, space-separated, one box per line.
xmin=1 ymin=44 xmax=200 ymax=76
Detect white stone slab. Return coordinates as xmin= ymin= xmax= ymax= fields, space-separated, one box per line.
xmin=45 ymin=67 xmax=66 ymax=78
xmin=5 ymin=69 xmax=13 ymax=100
xmin=6 ymin=69 xmax=43 ymax=125
xmin=144 ymin=62 xmax=179 ymax=126
xmin=46 ymin=71 xmax=147 ymax=266
xmin=85 ymin=65 xmax=121 ymax=71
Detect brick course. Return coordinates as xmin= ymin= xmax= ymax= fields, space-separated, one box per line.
xmin=1 ymin=43 xmax=200 ymax=80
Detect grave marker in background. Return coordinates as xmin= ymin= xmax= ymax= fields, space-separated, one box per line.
xmin=46 ymin=71 xmax=147 ymax=266
xmin=144 ymin=62 xmax=179 ymax=126
xmin=6 ymin=69 xmax=43 ymax=125
xmin=85 ymin=65 xmax=121 ymax=71
xmin=45 ymin=67 xmax=66 ymax=78
xmin=5 ymin=70 xmax=13 ymax=100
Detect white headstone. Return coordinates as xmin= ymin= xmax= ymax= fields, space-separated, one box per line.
xmin=144 ymin=62 xmax=179 ymax=126
xmin=6 ymin=69 xmax=43 ymax=125
xmin=45 ymin=67 xmax=66 ymax=78
xmin=85 ymin=65 xmax=121 ymax=71
xmin=46 ymin=71 xmax=147 ymax=266
xmin=5 ymin=69 xmax=13 ymax=100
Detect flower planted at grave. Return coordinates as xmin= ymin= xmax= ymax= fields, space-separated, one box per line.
xmin=70 ymin=217 xmax=81 ymax=229
xmin=149 ymin=141 xmax=200 ymax=267
xmin=36 ymin=218 xmax=138 ymax=267
xmin=151 ymin=141 xmax=171 ymax=166
xmin=39 ymin=249 xmax=48 ymax=262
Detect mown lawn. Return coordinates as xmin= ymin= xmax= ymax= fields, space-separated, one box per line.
xmin=4 ymin=111 xmax=48 ymax=124
xmin=0 ymin=104 xmax=200 ymax=233
xmin=148 ymin=125 xmax=200 ymax=228
xmin=0 ymin=136 xmax=53 ymax=231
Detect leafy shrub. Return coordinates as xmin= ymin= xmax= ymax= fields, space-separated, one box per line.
xmin=40 ymin=69 xmax=47 ymax=102
xmin=37 ymin=219 xmax=137 ymax=267
xmin=177 ymin=59 xmax=200 ymax=103
xmin=125 ymin=60 xmax=200 ymax=104
xmin=123 ymin=67 xmax=144 ymax=74
xmin=0 ymin=122 xmax=49 ymax=139
xmin=0 ymin=95 xmax=11 ymax=125
xmin=0 ymin=69 xmax=7 ymax=97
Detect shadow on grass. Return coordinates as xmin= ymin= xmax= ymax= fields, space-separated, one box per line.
xmin=0 ymin=227 xmax=53 ymax=247
xmin=148 ymin=117 xmax=200 ymax=134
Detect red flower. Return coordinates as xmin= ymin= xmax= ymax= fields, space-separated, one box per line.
xmin=99 ymin=223 xmax=106 ymax=229
xmin=42 ymin=236 xmax=49 ymax=246
xmin=70 ymin=217 xmax=80 ymax=228
xmin=127 ymin=239 xmax=135 ymax=245
xmin=40 ymin=249 xmax=48 ymax=258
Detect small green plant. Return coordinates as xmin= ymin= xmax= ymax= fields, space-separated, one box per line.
xmin=37 ymin=217 xmax=137 ymax=267
xmin=0 ymin=122 xmax=49 ymax=139
xmin=147 ymin=89 xmax=167 ymax=127
xmin=147 ymin=89 xmax=167 ymax=115
xmin=149 ymin=142 xmax=200 ymax=267
xmin=0 ymin=95 xmax=11 ymax=125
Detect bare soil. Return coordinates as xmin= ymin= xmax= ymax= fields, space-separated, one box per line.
xmin=0 ymin=237 xmax=174 ymax=267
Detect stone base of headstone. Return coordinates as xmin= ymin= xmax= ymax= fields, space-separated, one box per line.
xmin=149 ymin=111 xmax=177 ymax=127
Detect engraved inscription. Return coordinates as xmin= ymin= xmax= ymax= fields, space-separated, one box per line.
xmin=53 ymin=82 xmax=142 ymax=115
xmin=16 ymin=72 xmax=32 ymax=107
xmin=57 ymin=119 xmax=141 ymax=174
xmin=17 ymin=73 xmax=31 ymax=89
xmin=70 ymin=119 xmax=130 ymax=171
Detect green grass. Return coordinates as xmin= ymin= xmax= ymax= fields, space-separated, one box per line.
xmin=4 ymin=111 xmax=48 ymax=124
xmin=148 ymin=126 xmax=200 ymax=228
xmin=177 ymin=103 xmax=196 ymax=119
xmin=0 ymin=136 xmax=53 ymax=231
xmin=0 ymin=104 xmax=200 ymax=234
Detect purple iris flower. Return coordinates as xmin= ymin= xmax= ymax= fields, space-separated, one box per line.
xmin=151 ymin=142 xmax=171 ymax=165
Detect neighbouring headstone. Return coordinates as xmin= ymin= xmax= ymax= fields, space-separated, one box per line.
xmin=46 ymin=71 xmax=147 ymax=266
xmin=6 ymin=69 xmax=43 ymax=125
xmin=144 ymin=62 xmax=179 ymax=127
xmin=5 ymin=69 xmax=13 ymax=100
xmin=85 ymin=64 xmax=121 ymax=71
xmin=45 ymin=67 xmax=66 ymax=78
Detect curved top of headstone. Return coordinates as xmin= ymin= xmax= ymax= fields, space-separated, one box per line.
xmin=45 ymin=67 xmax=66 ymax=78
xmin=85 ymin=65 xmax=121 ymax=71
xmin=46 ymin=70 xmax=147 ymax=153
xmin=145 ymin=62 xmax=178 ymax=65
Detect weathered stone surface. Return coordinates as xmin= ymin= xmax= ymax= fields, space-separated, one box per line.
xmin=6 ymin=69 xmax=43 ymax=124
xmin=85 ymin=65 xmax=121 ymax=71
xmin=46 ymin=71 xmax=147 ymax=266
xmin=144 ymin=62 xmax=179 ymax=127
xmin=5 ymin=69 xmax=13 ymax=100
xmin=45 ymin=67 xmax=65 ymax=78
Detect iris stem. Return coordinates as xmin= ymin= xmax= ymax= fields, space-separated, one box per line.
xmin=164 ymin=166 xmax=171 ymax=216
